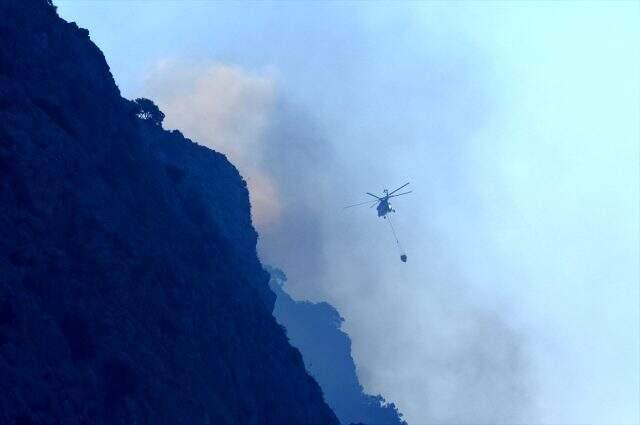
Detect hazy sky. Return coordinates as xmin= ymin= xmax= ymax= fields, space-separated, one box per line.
xmin=56 ymin=2 xmax=639 ymax=424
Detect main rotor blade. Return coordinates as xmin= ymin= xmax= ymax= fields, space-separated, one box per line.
xmin=388 ymin=191 xmax=412 ymax=199
xmin=388 ymin=182 xmax=410 ymax=196
xmin=366 ymin=192 xmax=382 ymax=200
xmin=344 ymin=200 xmax=378 ymax=209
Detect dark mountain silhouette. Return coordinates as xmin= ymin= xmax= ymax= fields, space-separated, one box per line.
xmin=268 ymin=268 xmax=407 ymax=425
xmin=0 ymin=1 xmax=338 ymax=424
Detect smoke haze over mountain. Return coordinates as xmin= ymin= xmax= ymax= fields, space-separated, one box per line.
xmin=140 ymin=59 xmax=534 ymax=424
xmin=57 ymin=2 xmax=640 ymax=424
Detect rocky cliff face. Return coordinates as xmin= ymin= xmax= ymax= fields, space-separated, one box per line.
xmin=268 ymin=269 xmax=406 ymax=425
xmin=0 ymin=1 xmax=338 ymax=424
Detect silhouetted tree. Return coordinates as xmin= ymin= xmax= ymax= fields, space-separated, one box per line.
xmin=133 ymin=97 xmax=165 ymax=127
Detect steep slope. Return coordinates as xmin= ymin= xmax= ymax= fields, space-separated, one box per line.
xmin=0 ymin=1 xmax=338 ymax=424
xmin=268 ymin=268 xmax=406 ymax=425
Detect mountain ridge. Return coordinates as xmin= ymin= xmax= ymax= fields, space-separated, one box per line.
xmin=268 ymin=268 xmax=407 ymax=425
xmin=0 ymin=1 xmax=338 ymax=423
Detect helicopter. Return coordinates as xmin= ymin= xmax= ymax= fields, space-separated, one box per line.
xmin=344 ymin=182 xmax=412 ymax=218
xmin=344 ymin=182 xmax=412 ymax=262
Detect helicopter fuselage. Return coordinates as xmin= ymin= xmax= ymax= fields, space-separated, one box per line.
xmin=377 ymin=197 xmax=394 ymax=218
xmin=345 ymin=183 xmax=410 ymax=218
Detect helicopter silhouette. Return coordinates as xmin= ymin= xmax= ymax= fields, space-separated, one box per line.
xmin=344 ymin=182 xmax=412 ymax=218
xmin=344 ymin=182 xmax=412 ymax=262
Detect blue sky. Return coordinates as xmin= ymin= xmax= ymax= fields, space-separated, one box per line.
xmin=56 ymin=2 xmax=639 ymax=424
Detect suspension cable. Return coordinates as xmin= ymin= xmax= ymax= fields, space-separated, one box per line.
xmin=386 ymin=214 xmax=404 ymax=254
